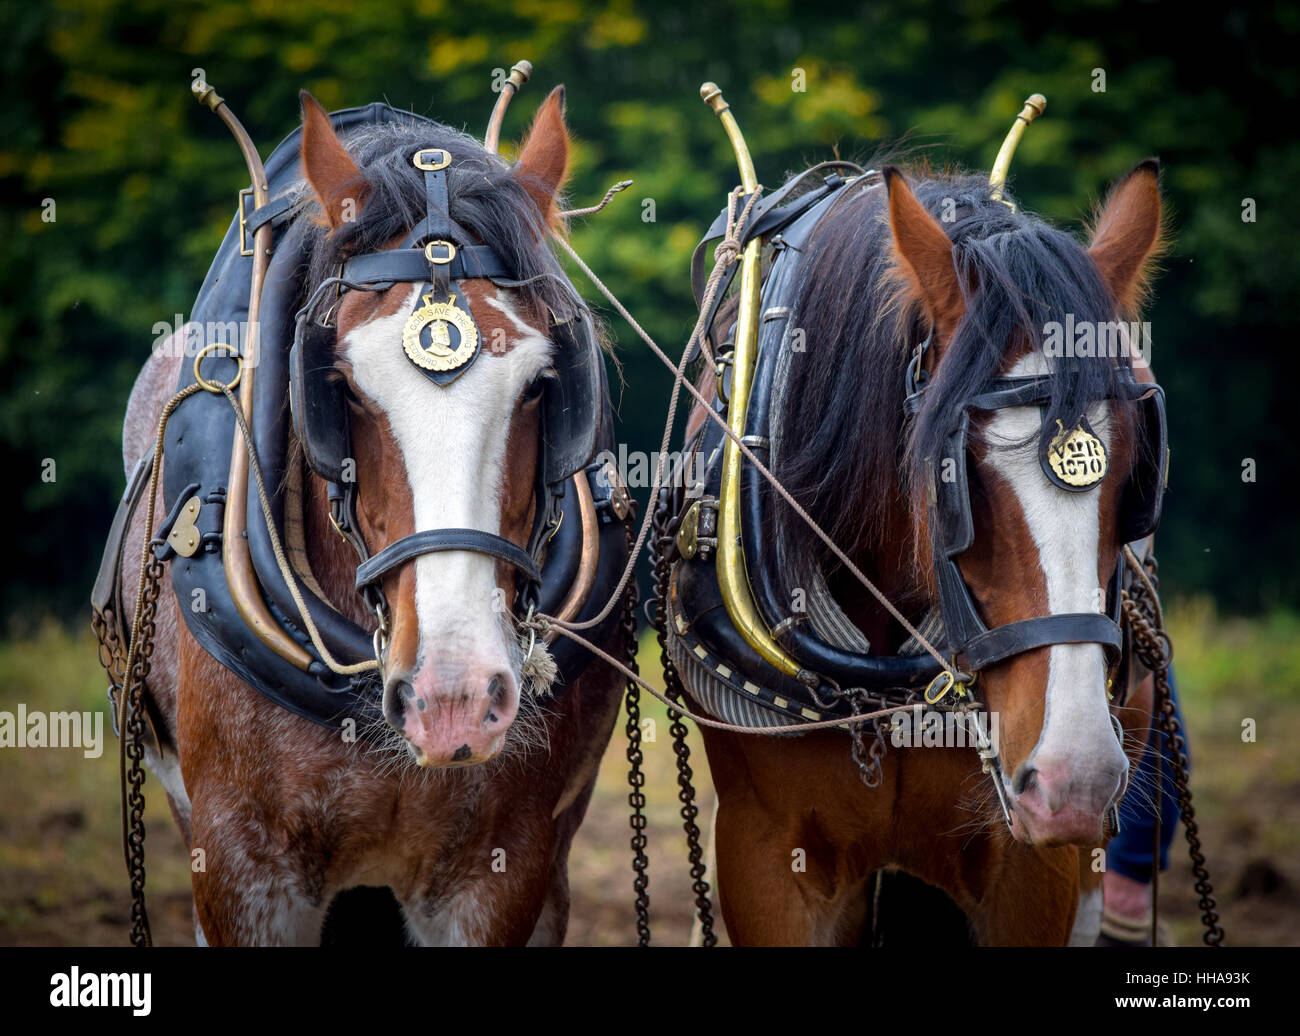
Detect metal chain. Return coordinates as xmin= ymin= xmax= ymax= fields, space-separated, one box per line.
xmin=619 ymin=520 xmax=652 ymax=946
xmin=108 ymin=382 xmax=201 ymax=948
xmin=93 ymin=607 xmax=127 ymax=694
xmin=121 ymin=554 xmax=164 ymax=947
xmin=648 ymin=489 xmax=718 ymax=946
xmin=1121 ymin=552 xmax=1225 ymax=947
xmin=847 ymin=690 xmax=890 ymax=789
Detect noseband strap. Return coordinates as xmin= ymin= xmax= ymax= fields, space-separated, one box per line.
xmin=355 ymin=528 xmax=542 ymax=591
xmin=960 ymin=612 xmax=1123 ymax=671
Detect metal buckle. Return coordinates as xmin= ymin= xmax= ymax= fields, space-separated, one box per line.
xmin=923 ymin=669 xmax=972 ymax=706
xmin=424 ymin=240 xmax=457 ymax=265
xmin=413 ymin=148 xmax=452 ymax=171
xmin=238 ymin=187 xmax=254 ymax=257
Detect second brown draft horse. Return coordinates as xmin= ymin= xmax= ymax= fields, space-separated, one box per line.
xmin=676 ymin=156 xmax=1166 ymax=946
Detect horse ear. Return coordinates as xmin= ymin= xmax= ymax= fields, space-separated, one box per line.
xmin=1088 ymin=158 xmax=1164 ymax=314
xmin=299 ymin=90 xmax=367 ymax=229
xmin=514 ymin=86 xmax=570 ymax=228
xmin=882 ymin=166 xmax=964 ymax=332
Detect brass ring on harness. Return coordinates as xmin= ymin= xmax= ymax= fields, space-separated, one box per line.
xmin=193 ymin=343 xmax=244 ymax=394
xmin=372 ymin=601 xmax=390 ymax=664
xmin=523 ymin=604 xmax=537 ymax=662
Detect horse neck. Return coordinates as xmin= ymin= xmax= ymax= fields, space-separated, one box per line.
xmin=825 ymin=490 xmax=932 ymax=653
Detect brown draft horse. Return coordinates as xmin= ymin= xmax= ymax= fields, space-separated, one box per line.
xmin=691 ymin=161 xmax=1166 ymax=945
xmin=119 ymin=89 xmax=623 ymax=945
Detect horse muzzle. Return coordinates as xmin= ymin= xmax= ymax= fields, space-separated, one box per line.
xmin=383 ymin=664 xmax=518 ymax=767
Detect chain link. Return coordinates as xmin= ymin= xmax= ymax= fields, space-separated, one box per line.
xmin=619 ymin=516 xmax=652 ymax=946
xmin=847 ymin=691 xmax=890 ymax=789
xmin=648 ymin=488 xmax=718 ymax=946
xmin=1121 ymin=553 xmax=1225 ymax=947
xmin=120 ymin=552 xmax=164 ymax=947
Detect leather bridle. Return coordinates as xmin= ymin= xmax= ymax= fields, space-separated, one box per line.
xmin=288 ymin=146 xmax=594 ymax=655
xmin=909 ymin=359 xmax=1168 ymax=679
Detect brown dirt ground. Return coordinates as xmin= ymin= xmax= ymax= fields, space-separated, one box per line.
xmin=0 ymin=619 xmax=1295 ymax=947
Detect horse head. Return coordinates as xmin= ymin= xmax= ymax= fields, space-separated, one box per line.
xmin=883 ymin=161 xmax=1164 ymax=845
xmin=296 ymin=89 xmax=576 ymax=768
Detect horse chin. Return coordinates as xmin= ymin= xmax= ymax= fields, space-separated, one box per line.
xmin=1008 ymin=802 xmax=1107 ymax=848
xmin=407 ymin=732 xmax=507 ymax=769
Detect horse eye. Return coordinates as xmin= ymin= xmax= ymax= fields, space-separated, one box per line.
xmin=521 ymin=372 xmax=550 ymax=404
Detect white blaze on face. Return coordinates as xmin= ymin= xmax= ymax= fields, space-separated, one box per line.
xmin=981 ymin=353 xmax=1126 ymax=798
xmin=342 ymin=285 xmax=555 ymax=667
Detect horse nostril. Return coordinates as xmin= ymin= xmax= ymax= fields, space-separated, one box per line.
xmin=383 ymin=679 xmax=414 ymax=731
xmin=1012 ymin=763 xmax=1038 ymax=796
xmin=483 ymin=674 xmax=512 ymax=727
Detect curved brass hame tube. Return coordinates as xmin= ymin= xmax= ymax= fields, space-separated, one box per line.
xmin=193 ymin=79 xmax=314 ymax=670
xmin=989 ymin=93 xmax=1046 ymax=204
xmin=484 ymin=60 xmax=533 ymax=154
xmin=699 ymin=82 xmax=802 ymax=680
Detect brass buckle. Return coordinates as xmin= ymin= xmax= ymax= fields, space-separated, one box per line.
xmin=413 ymin=148 xmax=451 ymax=171
xmin=424 ymin=240 xmax=457 ymax=265
xmin=238 ymin=188 xmax=254 ymax=257
xmin=923 ymin=668 xmax=975 ymax=705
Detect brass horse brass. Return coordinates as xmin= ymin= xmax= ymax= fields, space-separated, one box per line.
xmin=1045 ymin=418 xmax=1108 ymax=489
xmin=402 ymin=292 xmax=479 ymax=374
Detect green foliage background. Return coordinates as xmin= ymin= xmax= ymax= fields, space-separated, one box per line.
xmin=1 ymin=0 xmax=1296 ymax=625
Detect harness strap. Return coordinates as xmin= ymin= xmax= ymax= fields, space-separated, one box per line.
xmin=961 ymin=612 xmax=1123 ymax=671
xmin=243 ymin=193 xmax=302 ymax=237
xmin=689 ymin=161 xmax=864 ymax=306
xmin=341 ymin=244 xmax=510 ymax=286
xmin=355 ymin=528 xmax=541 ymax=590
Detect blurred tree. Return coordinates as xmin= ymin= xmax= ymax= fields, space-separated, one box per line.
xmin=0 ymin=0 xmax=1294 ymax=625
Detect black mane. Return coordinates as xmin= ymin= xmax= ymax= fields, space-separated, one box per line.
xmin=772 ymin=169 xmax=1123 ymax=573
xmin=302 ymin=117 xmax=581 ymax=325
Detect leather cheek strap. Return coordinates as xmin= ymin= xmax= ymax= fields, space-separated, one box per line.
xmin=354 ymin=528 xmax=541 ymax=591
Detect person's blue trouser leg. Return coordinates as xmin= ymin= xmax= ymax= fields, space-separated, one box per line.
xmin=1107 ymin=667 xmax=1184 ymax=882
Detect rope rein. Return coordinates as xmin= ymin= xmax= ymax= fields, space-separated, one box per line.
xmin=543 ymin=194 xmax=953 ymax=674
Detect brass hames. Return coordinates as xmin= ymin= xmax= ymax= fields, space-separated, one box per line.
xmin=484 ymin=60 xmax=533 ymax=154
xmin=698 ymin=82 xmax=803 ymax=679
xmin=192 ymin=77 xmax=315 ymax=670
xmin=989 ymin=93 xmax=1047 ymax=207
